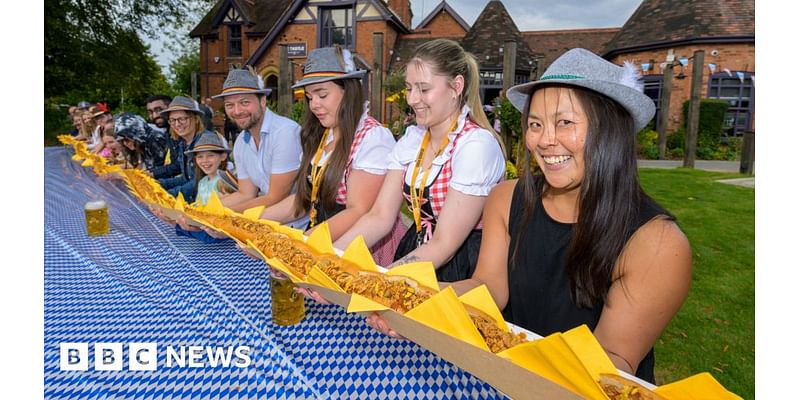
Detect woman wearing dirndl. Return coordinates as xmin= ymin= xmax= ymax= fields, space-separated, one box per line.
xmin=332 ymin=39 xmax=506 ymax=282
xmin=260 ymin=46 xmax=400 ymax=266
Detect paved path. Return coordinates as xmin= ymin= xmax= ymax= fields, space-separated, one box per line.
xmin=637 ymin=159 xmax=754 ymax=188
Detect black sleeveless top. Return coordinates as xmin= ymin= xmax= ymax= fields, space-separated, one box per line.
xmin=503 ymin=179 xmax=670 ymax=383
xmin=304 ymin=164 xmax=346 ymax=231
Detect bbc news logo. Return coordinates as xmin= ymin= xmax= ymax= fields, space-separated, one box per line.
xmin=60 ymin=343 xmax=251 ymax=371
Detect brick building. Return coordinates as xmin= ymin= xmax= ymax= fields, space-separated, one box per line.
xmin=190 ymin=0 xmax=414 ymax=125
xmin=191 ymin=0 xmax=755 ymax=136
xmin=602 ymin=0 xmax=755 ymax=136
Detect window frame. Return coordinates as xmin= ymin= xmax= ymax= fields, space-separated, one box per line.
xmin=318 ymin=5 xmax=355 ymax=49
xmin=227 ymin=23 xmax=242 ymax=58
xmin=707 ymin=72 xmax=754 ymax=137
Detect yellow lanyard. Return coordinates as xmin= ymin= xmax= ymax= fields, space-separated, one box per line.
xmin=409 ymin=119 xmax=458 ymax=234
xmin=309 ymin=129 xmax=332 ymax=228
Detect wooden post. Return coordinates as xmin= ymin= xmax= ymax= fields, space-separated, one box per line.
xmin=372 ymin=32 xmax=384 ymax=122
xmin=683 ymin=50 xmax=704 ymax=168
xmin=502 ymin=40 xmax=517 ymax=159
xmin=657 ymin=62 xmax=674 ymax=159
xmin=740 ymin=131 xmax=755 ymax=174
xmin=530 ymin=57 xmax=544 ymax=81
xmin=278 ymin=44 xmax=292 ymax=116
xmin=191 ymin=71 xmax=198 ymax=100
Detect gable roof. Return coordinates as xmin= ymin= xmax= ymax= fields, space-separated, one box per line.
xmin=523 ymin=28 xmax=620 ymax=70
xmin=603 ymin=0 xmax=755 ymax=57
xmin=416 ymin=1 xmax=470 ymax=32
xmin=459 ymin=0 xmax=534 ymax=71
xmin=245 ymin=0 xmax=411 ymax=66
xmin=190 ymin=0 xmax=295 ymax=38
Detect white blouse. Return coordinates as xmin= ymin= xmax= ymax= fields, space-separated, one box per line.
xmin=312 ymin=104 xmax=396 ymax=175
xmin=387 ymin=106 xmax=506 ymax=196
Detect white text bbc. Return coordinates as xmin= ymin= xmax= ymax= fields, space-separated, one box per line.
xmin=60 ymin=343 xmax=252 ymax=371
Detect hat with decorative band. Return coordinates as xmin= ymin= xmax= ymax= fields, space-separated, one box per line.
xmin=212 ymin=68 xmax=272 ymax=99
xmin=184 ymin=131 xmax=232 ymax=155
xmin=159 ymin=96 xmax=203 ymax=118
xmin=506 ymin=48 xmax=656 ymax=132
xmin=292 ymin=46 xmax=366 ymax=89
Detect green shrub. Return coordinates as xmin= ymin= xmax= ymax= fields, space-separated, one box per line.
xmin=497 ymin=98 xmax=522 ymax=137
xmin=667 ymin=128 xmax=685 ymax=151
xmin=668 ymin=147 xmax=684 ymax=159
xmin=505 ymin=160 xmax=518 ymax=179
xmin=636 ymin=129 xmax=659 ymax=159
xmin=289 ymin=101 xmax=305 ymax=123
xmin=680 ymin=99 xmax=729 ymax=156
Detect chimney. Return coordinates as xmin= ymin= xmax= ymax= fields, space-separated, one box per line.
xmin=387 ymin=0 xmax=413 ymax=27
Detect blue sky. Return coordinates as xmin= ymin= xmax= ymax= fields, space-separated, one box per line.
xmin=147 ymin=0 xmax=643 ymax=75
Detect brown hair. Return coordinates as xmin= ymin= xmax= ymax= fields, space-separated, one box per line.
xmin=292 ymin=75 xmax=366 ymax=216
xmin=168 ymin=113 xmax=205 ymax=141
xmin=408 ymin=38 xmax=505 ymax=154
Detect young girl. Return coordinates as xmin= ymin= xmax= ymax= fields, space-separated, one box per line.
xmin=173 ymin=131 xmax=238 ymax=243
xmin=185 ymin=131 xmax=237 ymax=205
xmin=259 ymin=46 xmax=399 ymax=265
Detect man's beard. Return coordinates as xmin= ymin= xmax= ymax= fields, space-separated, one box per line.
xmin=154 ymin=117 xmax=168 ymax=129
xmin=236 ymin=110 xmax=263 ymax=131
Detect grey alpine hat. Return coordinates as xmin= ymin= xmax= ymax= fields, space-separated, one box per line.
xmin=184 ymin=130 xmax=232 ymax=155
xmin=292 ymin=47 xmax=367 ymax=89
xmin=159 ymin=95 xmax=203 ymax=118
xmin=212 ymin=68 xmax=272 ymax=99
xmin=506 ymin=48 xmax=655 ymax=132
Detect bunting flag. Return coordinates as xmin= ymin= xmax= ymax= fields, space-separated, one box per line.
xmin=750 ymin=75 xmax=755 ymax=86
xmin=736 ymin=71 xmax=745 ymax=83
xmin=723 ymin=68 xmax=733 ymax=77
xmin=679 ymin=57 xmax=689 ymax=66
xmin=708 ymin=63 xmax=717 ymax=73
xmin=641 ymin=63 xmax=651 ymax=71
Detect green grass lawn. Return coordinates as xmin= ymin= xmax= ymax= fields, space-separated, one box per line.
xmin=639 ymin=168 xmax=754 ymax=399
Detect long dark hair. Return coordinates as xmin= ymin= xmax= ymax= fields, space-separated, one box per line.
xmin=511 ymin=85 xmax=672 ymax=308
xmin=292 ymin=77 xmax=365 ymax=215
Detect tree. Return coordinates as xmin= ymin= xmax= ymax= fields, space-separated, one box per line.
xmin=44 ymin=0 xmax=214 ymax=139
xmin=169 ymin=49 xmax=200 ymax=96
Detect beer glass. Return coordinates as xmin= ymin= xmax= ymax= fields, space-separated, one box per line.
xmin=84 ymin=200 xmax=109 ymax=236
xmin=270 ymin=268 xmax=305 ymax=326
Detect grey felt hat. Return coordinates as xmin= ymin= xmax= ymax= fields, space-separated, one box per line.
xmin=184 ymin=130 xmax=232 ymax=155
xmin=292 ymin=47 xmax=366 ymax=89
xmin=506 ymin=48 xmax=656 ymax=132
xmin=212 ymin=69 xmax=272 ymax=99
xmin=159 ymin=96 xmax=203 ymax=118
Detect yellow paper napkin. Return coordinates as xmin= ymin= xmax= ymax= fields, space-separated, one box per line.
xmin=342 ymin=236 xmax=378 ymax=272
xmin=655 ymin=372 xmax=742 ymax=400
xmin=458 ymin=284 xmax=507 ymax=332
xmin=404 ymin=286 xmax=490 ymax=352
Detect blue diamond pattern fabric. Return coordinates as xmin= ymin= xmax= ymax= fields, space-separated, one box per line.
xmin=44 ymin=147 xmax=508 ymax=399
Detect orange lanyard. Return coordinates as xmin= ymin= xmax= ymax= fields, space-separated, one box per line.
xmin=309 ymin=129 xmax=332 ymax=228
xmin=409 ymin=119 xmax=458 ymax=234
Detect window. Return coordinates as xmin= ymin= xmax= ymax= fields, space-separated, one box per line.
xmin=228 ymin=24 xmax=242 ymax=58
xmin=320 ymin=7 xmax=354 ymax=48
xmin=642 ymin=75 xmax=663 ymax=126
xmin=707 ymin=72 xmax=754 ymax=137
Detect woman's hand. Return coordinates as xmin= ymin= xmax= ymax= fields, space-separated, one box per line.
xmin=200 ymin=225 xmax=229 ymax=239
xmin=148 ymin=204 xmax=176 ymax=226
xmin=176 ymin=215 xmax=200 ymax=232
xmin=365 ymin=313 xmax=404 ymax=339
xmin=294 ymin=287 xmax=332 ymax=305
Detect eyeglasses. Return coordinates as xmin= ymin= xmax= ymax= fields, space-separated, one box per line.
xmin=168 ymin=116 xmax=191 ymax=125
xmin=147 ymin=107 xmax=165 ymax=114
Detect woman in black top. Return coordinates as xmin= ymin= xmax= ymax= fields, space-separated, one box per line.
xmin=371 ymin=49 xmax=692 ymax=383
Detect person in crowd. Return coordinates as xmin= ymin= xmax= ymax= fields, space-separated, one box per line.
xmin=211 ymin=68 xmax=304 ymax=220
xmin=90 ymin=103 xmax=113 ymax=154
xmin=370 ymin=48 xmax=693 ymax=383
xmin=70 ymin=112 xmax=84 ymax=138
xmin=144 ymin=94 xmax=172 ymax=133
xmin=172 ymin=131 xmax=239 ymax=243
xmin=114 ymin=113 xmax=168 ymax=170
xmin=199 ymin=103 xmax=216 ymax=131
xmin=80 ymin=108 xmax=98 ymax=146
xmin=149 ymin=96 xmax=209 ymax=202
xmin=258 ymin=46 xmax=400 ymax=265
xmin=68 ymin=106 xmax=80 ymax=136
xmin=99 ymin=121 xmax=124 ymax=164
xmin=77 ymin=101 xmax=92 ymax=111
xmin=327 ymin=38 xmax=506 ymax=282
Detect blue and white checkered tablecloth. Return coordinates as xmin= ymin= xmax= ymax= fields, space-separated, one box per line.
xmin=44 ymin=147 xmax=507 ymax=399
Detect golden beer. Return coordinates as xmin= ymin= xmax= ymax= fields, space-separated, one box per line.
xmin=270 ymin=270 xmax=305 ymax=326
xmin=84 ymin=200 xmax=109 ymax=236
